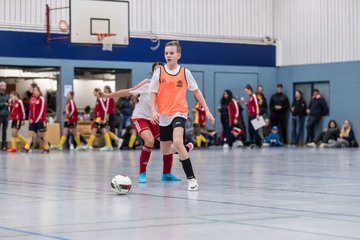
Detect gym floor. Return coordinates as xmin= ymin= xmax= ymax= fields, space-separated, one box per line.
xmin=0 ymin=148 xmax=359 ymax=240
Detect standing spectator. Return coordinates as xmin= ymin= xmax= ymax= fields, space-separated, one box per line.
xmin=256 ymin=85 xmax=268 ymax=142
xmin=0 ymin=82 xmax=10 ymax=151
xmin=118 ymin=96 xmax=133 ymax=135
xmin=306 ymin=89 xmax=328 ymax=144
xmin=244 ymin=85 xmax=261 ymax=147
xmin=115 ymin=97 xmax=124 ymax=137
xmin=219 ymin=89 xmax=239 ymax=149
xmin=269 ymin=84 xmax=289 ymax=143
xmin=290 ymin=90 xmax=307 ymax=145
xmin=256 ymin=85 xmax=268 ymax=117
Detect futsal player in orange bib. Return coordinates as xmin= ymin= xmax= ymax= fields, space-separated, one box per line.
xmin=150 ymin=41 xmax=215 ymax=191
xmin=100 ymin=62 xmax=193 ymax=183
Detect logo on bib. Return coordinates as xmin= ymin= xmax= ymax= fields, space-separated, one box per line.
xmin=176 ymin=80 xmax=183 ymax=87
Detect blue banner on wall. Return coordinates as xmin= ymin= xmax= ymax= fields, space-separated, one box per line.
xmin=0 ymin=30 xmax=275 ymax=67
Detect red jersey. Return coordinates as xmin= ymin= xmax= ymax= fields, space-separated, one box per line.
xmin=94 ymin=98 xmax=109 ymax=121
xmin=247 ymin=93 xmax=259 ymax=117
xmin=108 ymin=98 xmax=115 ymax=114
xmin=193 ymin=102 xmax=206 ymax=125
xmin=66 ymin=99 xmax=78 ymax=123
xmin=29 ymin=96 xmax=46 ymax=123
xmin=10 ymin=99 xmax=25 ymax=121
xmin=227 ymin=99 xmax=239 ymax=126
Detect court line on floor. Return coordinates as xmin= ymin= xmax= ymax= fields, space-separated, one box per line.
xmin=0 ymin=225 xmax=71 ymax=240
xmin=212 ymin=183 xmax=360 ymax=198
xmin=6 ymin=212 xmax=260 ymax=229
xmin=233 ymin=221 xmax=360 ymax=240
xmin=2 ymin=175 xmax=360 ymax=200
xmin=0 ymin=221 xmax=214 ymax=238
xmin=192 ymin=215 xmax=360 ymax=240
xmin=130 ymin=192 xmax=360 ymax=218
xmin=1 ymin=178 xmax=360 ymax=219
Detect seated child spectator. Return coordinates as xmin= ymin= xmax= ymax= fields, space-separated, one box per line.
xmin=261 ymin=117 xmax=272 ymax=141
xmin=307 ymin=120 xmax=339 ymax=147
xmin=323 ymin=120 xmax=357 ymax=148
xmin=231 ymin=125 xmax=244 ymax=147
xmin=265 ymin=126 xmax=283 ymax=147
xmin=193 ymin=99 xmax=216 ymax=147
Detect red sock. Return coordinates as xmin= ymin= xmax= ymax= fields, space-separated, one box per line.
xmin=163 ymin=154 xmax=173 ymax=174
xmin=139 ymin=145 xmax=152 ymax=173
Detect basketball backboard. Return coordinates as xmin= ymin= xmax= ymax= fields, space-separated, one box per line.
xmin=70 ymin=0 xmax=129 ymax=46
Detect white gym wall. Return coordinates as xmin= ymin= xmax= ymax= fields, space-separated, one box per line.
xmin=73 ymin=79 xmax=115 ymax=109
xmin=274 ymin=0 xmax=360 ymax=66
xmin=1 ymin=0 xmax=359 ymax=65
xmin=0 ymin=0 xmax=274 ymax=44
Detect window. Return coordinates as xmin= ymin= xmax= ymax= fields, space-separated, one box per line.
xmin=293 ymin=81 xmax=330 ymax=115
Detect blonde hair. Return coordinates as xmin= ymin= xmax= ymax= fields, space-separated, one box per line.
xmin=165 ymin=41 xmax=182 ymax=53
xmin=340 ymin=120 xmax=351 ymax=138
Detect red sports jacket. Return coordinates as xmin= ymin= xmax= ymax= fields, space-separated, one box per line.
xmin=66 ymin=99 xmax=78 ymax=123
xmin=10 ymin=99 xmax=25 ymax=121
xmin=227 ymin=99 xmax=239 ymax=125
xmin=29 ymin=96 xmax=46 ymax=123
xmin=247 ymin=93 xmax=260 ymax=117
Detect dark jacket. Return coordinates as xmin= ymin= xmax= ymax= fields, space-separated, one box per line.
xmin=270 ymin=92 xmax=289 ymax=114
xmin=315 ymin=128 xmax=339 ymax=144
xmin=308 ymin=96 xmax=328 ymax=117
xmin=0 ymin=91 xmax=10 ymax=117
xmin=291 ymin=98 xmax=307 ymax=117
xmin=341 ymin=129 xmax=358 ymax=148
xmin=256 ymin=92 xmax=268 ymax=116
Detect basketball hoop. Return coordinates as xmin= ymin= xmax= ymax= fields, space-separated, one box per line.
xmin=96 ymin=33 xmax=117 ymax=51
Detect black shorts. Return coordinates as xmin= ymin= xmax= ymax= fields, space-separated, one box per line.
xmin=94 ymin=121 xmax=106 ymax=129
xmin=11 ymin=120 xmax=22 ymax=130
xmin=160 ymin=117 xmax=186 ymax=142
xmin=29 ymin=122 xmax=47 ymax=133
xmin=64 ymin=121 xmax=77 ymax=129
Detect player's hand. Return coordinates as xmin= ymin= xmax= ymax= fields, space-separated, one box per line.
xmin=21 ymin=121 xmax=25 ymax=125
xmin=256 ymin=114 xmax=259 ymax=120
xmin=98 ymin=91 xmax=108 ymax=98
xmin=29 ymin=120 xmax=33 ymax=124
xmin=151 ymin=111 xmax=160 ymax=125
xmin=234 ymin=118 xmax=238 ymax=124
xmin=206 ymin=111 xmax=215 ymax=125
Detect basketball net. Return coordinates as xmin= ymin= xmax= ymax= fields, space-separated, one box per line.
xmin=96 ymin=33 xmax=117 ymax=51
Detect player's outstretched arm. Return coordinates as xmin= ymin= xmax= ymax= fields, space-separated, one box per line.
xmin=99 ymin=89 xmax=131 ymax=98
xmin=193 ymin=89 xmax=215 ymax=125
